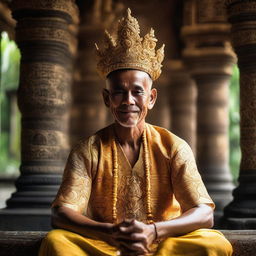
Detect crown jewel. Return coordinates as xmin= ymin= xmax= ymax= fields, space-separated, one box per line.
xmin=95 ymin=8 xmax=165 ymax=81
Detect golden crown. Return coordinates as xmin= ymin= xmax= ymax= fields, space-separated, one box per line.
xmin=95 ymin=8 xmax=165 ymax=81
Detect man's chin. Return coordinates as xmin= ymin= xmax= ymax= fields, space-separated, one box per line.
xmin=115 ymin=119 xmax=139 ymax=128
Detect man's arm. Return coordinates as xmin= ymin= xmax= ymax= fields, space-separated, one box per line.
xmin=51 ymin=205 xmax=117 ymax=246
xmin=154 ymin=203 xmax=213 ymax=238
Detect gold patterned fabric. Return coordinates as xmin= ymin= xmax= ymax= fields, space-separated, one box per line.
xmin=52 ymin=123 xmax=214 ymax=223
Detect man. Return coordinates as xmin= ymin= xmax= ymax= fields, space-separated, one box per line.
xmin=39 ymin=9 xmax=232 ymax=256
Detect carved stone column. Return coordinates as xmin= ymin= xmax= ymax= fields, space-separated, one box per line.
xmin=0 ymin=0 xmax=79 ymax=231
xmin=223 ymin=0 xmax=256 ymax=229
xmin=70 ymin=1 xmax=125 ymax=145
xmin=182 ymin=0 xmax=236 ymax=222
xmin=168 ymin=60 xmax=197 ymax=154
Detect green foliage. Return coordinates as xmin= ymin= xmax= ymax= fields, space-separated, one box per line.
xmin=229 ymin=65 xmax=240 ymax=183
xmin=1 ymin=32 xmax=20 ymax=91
xmin=0 ymin=131 xmax=20 ymax=175
xmin=0 ymin=32 xmax=21 ymax=175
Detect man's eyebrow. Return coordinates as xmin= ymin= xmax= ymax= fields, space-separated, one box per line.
xmin=133 ymin=85 xmax=144 ymax=90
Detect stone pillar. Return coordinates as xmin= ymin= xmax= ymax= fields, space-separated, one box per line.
xmin=223 ymin=0 xmax=256 ymax=229
xmin=0 ymin=0 xmax=79 ymax=231
xmin=168 ymin=60 xmax=197 ymax=154
xmin=70 ymin=1 xmax=124 ymax=145
xmin=182 ymin=0 xmax=236 ymax=222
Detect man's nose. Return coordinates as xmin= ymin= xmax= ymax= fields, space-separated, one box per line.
xmin=123 ymin=91 xmax=135 ymax=104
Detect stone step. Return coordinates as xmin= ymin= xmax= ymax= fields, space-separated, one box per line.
xmin=222 ymin=230 xmax=256 ymax=256
xmin=0 ymin=231 xmax=46 ymax=256
xmin=0 ymin=230 xmax=255 ymax=256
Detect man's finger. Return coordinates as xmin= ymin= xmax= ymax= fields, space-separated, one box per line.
xmin=129 ymin=242 xmax=148 ymax=254
xmin=119 ymin=224 xmax=143 ymax=233
xmin=114 ymin=231 xmax=147 ymax=243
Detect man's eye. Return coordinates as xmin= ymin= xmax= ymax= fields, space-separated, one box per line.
xmin=134 ymin=90 xmax=144 ymax=95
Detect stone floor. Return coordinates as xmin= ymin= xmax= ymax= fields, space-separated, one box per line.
xmin=0 ymin=230 xmax=255 ymax=256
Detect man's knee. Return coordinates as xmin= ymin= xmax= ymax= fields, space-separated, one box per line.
xmin=42 ymin=229 xmax=71 ymax=247
xmin=195 ymin=229 xmax=233 ymax=256
xmin=157 ymin=229 xmax=233 ymax=256
xmin=44 ymin=229 xmax=63 ymax=241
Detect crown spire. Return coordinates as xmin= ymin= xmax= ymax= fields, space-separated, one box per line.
xmin=96 ymin=8 xmax=165 ymax=81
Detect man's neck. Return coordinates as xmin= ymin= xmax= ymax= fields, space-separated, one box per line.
xmin=113 ymin=121 xmax=145 ymax=148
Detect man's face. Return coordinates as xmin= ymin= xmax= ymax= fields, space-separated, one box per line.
xmin=103 ymin=70 xmax=157 ymax=128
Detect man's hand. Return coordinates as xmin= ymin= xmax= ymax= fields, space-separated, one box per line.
xmin=112 ymin=219 xmax=156 ymax=256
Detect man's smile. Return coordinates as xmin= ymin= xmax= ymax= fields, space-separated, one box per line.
xmin=117 ymin=107 xmax=140 ymax=114
xmin=119 ymin=111 xmax=138 ymax=113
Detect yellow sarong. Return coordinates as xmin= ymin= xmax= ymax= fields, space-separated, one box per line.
xmin=39 ymin=228 xmax=232 ymax=256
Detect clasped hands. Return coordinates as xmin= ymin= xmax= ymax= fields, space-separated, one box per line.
xmin=108 ymin=219 xmax=157 ymax=256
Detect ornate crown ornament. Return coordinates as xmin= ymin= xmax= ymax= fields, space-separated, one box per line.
xmin=95 ymin=8 xmax=165 ymax=81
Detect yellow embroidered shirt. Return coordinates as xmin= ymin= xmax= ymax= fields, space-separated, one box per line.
xmin=52 ymin=123 xmax=214 ymax=223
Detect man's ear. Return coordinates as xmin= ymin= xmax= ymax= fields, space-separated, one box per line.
xmin=148 ymin=88 xmax=157 ymax=110
xmin=102 ymin=88 xmax=110 ymax=108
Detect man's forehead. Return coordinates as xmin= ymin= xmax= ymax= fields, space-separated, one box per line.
xmin=107 ymin=69 xmax=151 ymax=81
xmin=106 ymin=69 xmax=152 ymax=88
